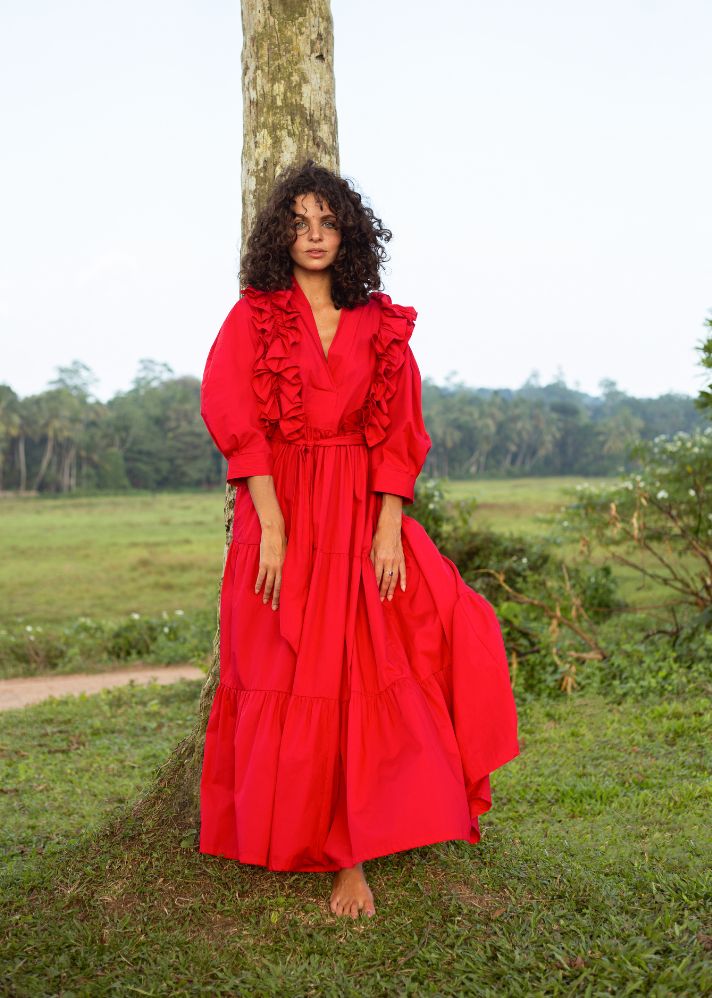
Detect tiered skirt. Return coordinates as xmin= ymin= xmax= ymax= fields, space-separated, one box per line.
xmin=199 ymin=437 xmax=519 ymax=872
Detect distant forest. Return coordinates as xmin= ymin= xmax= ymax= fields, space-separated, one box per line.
xmin=0 ymin=359 xmax=705 ymax=493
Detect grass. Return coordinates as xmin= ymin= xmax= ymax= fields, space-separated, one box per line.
xmin=0 ymin=480 xmax=606 ymax=629
xmin=0 ymin=491 xmax=225 ymax=625
xmin=0 ymin=481 xmax=695 ymax=683
xmin=1 ymin=681 xmax=710 ymax=995
xmin=2 ymin=484 xmax=707 ymax=993
xmin=446 ymin=476 xmax=614 ymax=537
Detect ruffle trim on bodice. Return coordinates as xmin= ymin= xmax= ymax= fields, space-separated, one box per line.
xmin=241 ymin=284 xmax=416 ymax=446
xmin=242 ymin=285 xmax=305 ymax=441
xmin=360 ymin=292 xmax=417 ymax=447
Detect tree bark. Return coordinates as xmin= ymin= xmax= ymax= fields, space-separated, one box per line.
xmin=240 ymin=0 xmax=340 ymax=248
xmin=131 ymin=0 xmax=339 ymax=838
xmin=18 ymin=436 xmax=26 ymax=492
xmin=33 ymin=433 xmax=54 ymax=492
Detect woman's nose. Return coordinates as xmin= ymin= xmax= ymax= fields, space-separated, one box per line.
xmin=308 ymin=224 xmax=323 ymax=241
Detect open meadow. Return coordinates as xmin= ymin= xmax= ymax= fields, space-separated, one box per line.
xmin=1 ymin=479 xmax=709 ymax=995
xmin=0 ymin=476 xmax=675 ymax=683
xmin=0 ymin=491 xmax=226 ymax=625
xmin=0 ymin=477 xmax=603 ymax=628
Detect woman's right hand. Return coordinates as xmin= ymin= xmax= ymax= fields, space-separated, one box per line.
xmin=255 ymin=522 xmax=287 ymax=610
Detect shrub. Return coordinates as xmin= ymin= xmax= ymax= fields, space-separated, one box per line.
xmin=564 ymin=427 xmax=712 ymax=621
xmin=0 ymin=610 xmax=214 ymax=679
xmin=413 ymin=479 xmax=626 ymax=697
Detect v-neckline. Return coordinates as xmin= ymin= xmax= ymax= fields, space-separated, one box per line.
xmin=291 ymin=276 xmax=346 ymax=368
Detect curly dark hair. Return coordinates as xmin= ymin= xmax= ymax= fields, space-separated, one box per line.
xmin=239 ymin=159 xmax=392 ymax=309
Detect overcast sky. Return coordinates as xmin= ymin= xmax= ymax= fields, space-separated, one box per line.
xmin=1 ymin=0 xmax=710 ymax=403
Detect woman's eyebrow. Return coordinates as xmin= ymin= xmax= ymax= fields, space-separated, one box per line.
xmin=291 ymin=211 xmax=337 ymax=220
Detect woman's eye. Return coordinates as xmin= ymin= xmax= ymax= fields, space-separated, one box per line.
xmin=293 ymin=218 xmax=337 ymax=231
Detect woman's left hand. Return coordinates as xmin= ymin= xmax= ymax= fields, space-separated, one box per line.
xmin=370 ymin=502 xmax=406 ymax=602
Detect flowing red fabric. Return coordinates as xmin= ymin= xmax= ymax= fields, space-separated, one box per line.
xmin=198 ymin=276 xmax=520 ymax=872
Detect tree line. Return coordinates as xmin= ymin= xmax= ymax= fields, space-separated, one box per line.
xmin=0 ymin=358 xmax=705 ymax=494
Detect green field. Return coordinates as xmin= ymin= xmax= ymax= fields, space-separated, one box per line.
xmin=0 ymin=491 xmax=226 ymax=624
xmin=0 ymin=478 xmax=603 ymax=626
xmin=449 ymin=475 xmax=614 ymax=536
xmin=1 ymin=681 xmax=709 ymax=994
xmin=2 ymin=482 xmax=708 ymax=993
xmin=0 ymin=478 xmax=688 ymax=685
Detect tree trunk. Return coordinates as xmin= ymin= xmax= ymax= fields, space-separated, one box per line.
xmin=240 ymin=0 xmax=340 ymax=248
xmin=18 ymin=436 xmax=26 ymax=492
xmin=131 ymin=0 xmax=339 ymax=838
xmin=33 ymin=433 xmax=54 ymax=491
xmin=62 ymin=444 xmax=77 ymax=493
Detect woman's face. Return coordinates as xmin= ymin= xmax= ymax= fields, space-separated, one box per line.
xmin=288 ymin=192 xmax=342 ymax=273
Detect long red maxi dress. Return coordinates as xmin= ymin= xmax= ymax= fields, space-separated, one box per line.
xmin=198 ymin=274 xmax=520 ymax=873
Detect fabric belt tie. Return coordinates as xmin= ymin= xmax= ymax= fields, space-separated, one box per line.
xmin=273 ymin=429 xmax=367 ymax=655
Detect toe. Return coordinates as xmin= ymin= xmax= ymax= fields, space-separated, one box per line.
xmin=349 ymin=900 xmax=359 ymax=919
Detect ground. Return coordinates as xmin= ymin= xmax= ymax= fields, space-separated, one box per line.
xmin=1 ymin=680 xmax=709 ymax=994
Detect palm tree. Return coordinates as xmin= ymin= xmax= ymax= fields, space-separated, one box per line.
xmin=599 ymin=407 xmax=644 ymax=459
xmin=466 ymin=396 xmax=503 ymax=475
xmin=15 ymin=397 xmax=30 ymax=492
xmin=31 ymin=391 xmax=65 ymax=491
xmin=0 ymin=386 xmax=19 ymax=491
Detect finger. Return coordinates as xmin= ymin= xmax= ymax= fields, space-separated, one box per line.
xmin=399 ymin=555 xmax=407 ymax=592
xmin=376 ymin=560 xmax=386 ymax=596
xmin=272 ymin=572 xmax=281 ymax=610
xmin=262 ymin=568 xmax=274 ymax=603
xmin=386 ymin=566 xmax=398 ymax=600
xmin=255 ymin=566 xmax=266 ymax=595
xmin=379 ymin=562 xmax=394 ymax=599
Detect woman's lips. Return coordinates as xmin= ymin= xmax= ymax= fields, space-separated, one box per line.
xmin=306 ymin=250 xmax=326 ymax=256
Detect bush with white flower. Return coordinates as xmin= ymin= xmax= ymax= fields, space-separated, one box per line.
xmin=564 ymin=426 xmax=712 ymax=613
xmin=0 ymin=610 xmax=214 ymax=678
xmin=411 ymin=477 xmax=478 ymax=540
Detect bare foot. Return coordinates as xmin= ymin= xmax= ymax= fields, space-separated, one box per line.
xmin=329 ymin=861 xmax=376 ymax=918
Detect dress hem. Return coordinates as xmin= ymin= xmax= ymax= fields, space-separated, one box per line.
xmin=199 ymin=825 xmax=485 ymax=874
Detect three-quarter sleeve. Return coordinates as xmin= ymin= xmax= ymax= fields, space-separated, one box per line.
xmin=369 ymin=344 xmax=432 ymax=505
xmin=200 ymin=298 xmax=273 ymax=487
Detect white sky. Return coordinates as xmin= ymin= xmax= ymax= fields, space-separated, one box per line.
xmin=1 ymin=0 xmax=710 ymax=402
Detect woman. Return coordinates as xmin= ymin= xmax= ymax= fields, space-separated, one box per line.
xmin=199 ymin=160 xmax=520 ymax=920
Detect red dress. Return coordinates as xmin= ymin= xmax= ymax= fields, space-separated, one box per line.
xmin=198 ymin=275 xmax=520 ymax=872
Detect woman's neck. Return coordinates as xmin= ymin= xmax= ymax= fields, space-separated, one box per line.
xmin=292 ymin=266 xmax=334 ymax=308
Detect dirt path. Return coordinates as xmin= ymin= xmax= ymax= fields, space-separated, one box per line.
xmin=0 ymin=664 xmax=205 ymax=711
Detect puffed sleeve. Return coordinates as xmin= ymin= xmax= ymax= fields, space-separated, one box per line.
xmin=200 ymin=298 xmax=273 ymax=486
xmin=369 ymin=344 xmax=432 ymax=505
